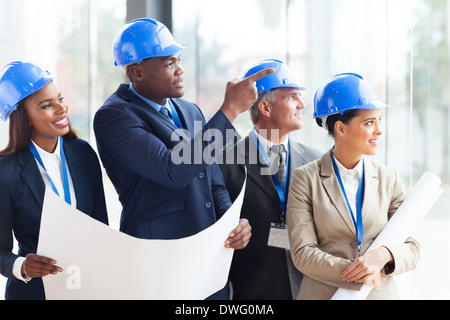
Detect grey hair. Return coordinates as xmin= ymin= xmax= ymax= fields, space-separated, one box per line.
xmin=249 ymin=88 xmax=278 ymax=125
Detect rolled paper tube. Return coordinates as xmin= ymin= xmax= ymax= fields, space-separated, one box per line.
xmin=331 ymin=171 xmax=443 ymax=300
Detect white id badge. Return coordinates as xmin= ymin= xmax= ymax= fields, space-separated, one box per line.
xmin=267 ymin=223 xmax=290 ymax=249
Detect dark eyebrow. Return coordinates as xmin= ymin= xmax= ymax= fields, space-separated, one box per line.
xmin=38 ymin=98 xmax=52 ymax=105
xmin=37 ymin=92 xmax=62 ymax=106
xmin=163 ymin=54 xmax=181 ymax=62
xmin=363 ymin=116 xmax=381 ymax=122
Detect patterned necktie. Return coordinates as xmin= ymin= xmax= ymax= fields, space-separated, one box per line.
xmin=270 ymin=144 xmax=286 ymax=187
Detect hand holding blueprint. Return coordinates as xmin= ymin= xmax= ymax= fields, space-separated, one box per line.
xmin=331 ymin=171 xmax=443 ymax=300
xmin=37 ymin=175 xmax=246 ymax=300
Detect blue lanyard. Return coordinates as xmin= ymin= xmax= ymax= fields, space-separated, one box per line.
xmin=29 ymin=136 xmax=72 ymax=205
xmin=250 ymin=129 xmax=290 ymax=217
xmin=331 ymin=150 xmax=364 ymax=254
xmin=167 ymin=99 xmax=183 ymax=129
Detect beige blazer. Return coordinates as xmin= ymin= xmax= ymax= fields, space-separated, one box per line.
xmin=287 ymin=150 xmax=420 ymax=300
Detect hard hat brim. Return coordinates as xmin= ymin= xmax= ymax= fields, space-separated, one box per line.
xmin=258 ymin=83 xmax=306 ymax=94
xmin=113 ymin=43 xmax=186 ymax=67
xmin=313 ymin=100 xmax=388 ymax=119
xmin=0 ymin=72 xmax=59 ymax=121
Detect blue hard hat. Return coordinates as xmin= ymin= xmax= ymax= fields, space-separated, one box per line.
xmin=242 ymin=59 xmax=305 ymax=94
xmin=313 ymin=73 xmax=387 ymax=119
xmin=0 ymin=61 xmax=59 ymax=121
xmin=113 ymin=18 xmax=186 ymax=67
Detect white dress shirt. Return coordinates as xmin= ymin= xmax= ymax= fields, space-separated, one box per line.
xmin=13 ymin=138 xmax=77 ymax=282
xmin=332 ymin=155 xmax=364 ymax=221
xmin=254 ymin=128 xmax=289 ymax=171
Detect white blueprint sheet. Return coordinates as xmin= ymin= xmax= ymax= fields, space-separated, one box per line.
xmin=37 ymin=175 xmax=246 ymax=300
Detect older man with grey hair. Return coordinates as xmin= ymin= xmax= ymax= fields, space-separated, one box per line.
xmin=219 ymin=59 xmax=321 ymax=300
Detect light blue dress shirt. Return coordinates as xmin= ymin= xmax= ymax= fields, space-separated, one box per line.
xmin=129 ymin=83 xmax=175 ymax=125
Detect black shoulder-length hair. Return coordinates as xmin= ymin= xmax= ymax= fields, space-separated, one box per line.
xmin=0 ymin=98 xmax=78 ymax=157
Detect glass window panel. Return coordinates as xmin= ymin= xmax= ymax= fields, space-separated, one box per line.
xmin=0 ymin=0 xmax=126 ymax=143
xmin=173 ymin=0 xmax=289 ymax=136
xmin=0 ymin=0 xmax=126 ymax=298
xmin=1 ymin=0 xmax=449 ymax=300
xmin=173 ymin=0 xmax=450 ymax=299
xmin=405 ymin=0 xmax=450 ymax=299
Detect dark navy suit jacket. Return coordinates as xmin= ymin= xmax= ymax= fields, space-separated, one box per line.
xmin=0 ymin=138 xmax=109 ymax=300
xmin=93 ymin=84 xmax=236 ymax=298
xmin=219 ymin=135 xmax=321 ymax=299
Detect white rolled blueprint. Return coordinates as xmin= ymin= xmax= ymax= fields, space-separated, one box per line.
xmin=331 ymin=171 xmax=443 ymax=300
xmin=37 ymin=174 xmax=246 ymax=300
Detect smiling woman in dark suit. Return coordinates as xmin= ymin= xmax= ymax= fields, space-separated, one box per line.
xmin=0 ymin=61 xmax=108 ymax=300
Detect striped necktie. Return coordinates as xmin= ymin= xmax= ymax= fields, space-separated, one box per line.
xmin=159 ymin=106 xmax=171 ymax=119
xmin=270 ymin=144 xmax=286 ymax=187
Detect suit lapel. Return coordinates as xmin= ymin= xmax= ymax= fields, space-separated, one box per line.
xmin=286 ymin=139 xmax=308 ymax=201
xmin=288 ymin=140 xmax=304 ymax=175
xmin=117 ymin=84 xmax=180 ymax=132
xmin=241 ymin=136 xmax=280 ymax=203
xmin=170 ymin=99 xmax=191 ymax=131
xmin=361 ymin=158 xmax=379 ymax=221
xmin=320 ymin=150 xmax=357 ymax=235
xmin=319 ymin=151 xmax=380 ymax=237
xmin=17 ymin=139 xmax=97 ymax=213
xmin=63 ymin=139 xmax=91 ymax=213
xmin=170 ymin=99 xmax=197 ymax=139
xmin=18 ymin=149 xmax=45 ymax=208
xmin=244 ymin=135 xmax=311 ymax=205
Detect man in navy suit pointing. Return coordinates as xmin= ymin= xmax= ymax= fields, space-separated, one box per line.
xmin=93 ymin=18 xmax=273 ymax=299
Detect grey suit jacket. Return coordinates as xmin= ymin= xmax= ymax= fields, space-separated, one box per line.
xmin=287 ymin=150 xmax=420 ymax=300
xmin=219 ymin=133 xmax=321 ymax=299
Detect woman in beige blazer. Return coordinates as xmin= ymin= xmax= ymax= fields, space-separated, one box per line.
xmin=287 ymin=73 xmax=420 ymax=300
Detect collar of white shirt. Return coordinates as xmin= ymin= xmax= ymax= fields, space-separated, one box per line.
xmin=31 ymin=138 xmax=62 ymax=164
xmin=254 ymin=128 xmax=289 ymax=157
xmin=30 ymin=138 xmax=77 ymax=209
xmin=332 ymin=154 xmax=364 ymax=220
xmin=254 ymin=128 xmax=289 ymax=170
xmin=333 ymin=155 xmax=363 ymax=181
xmin=31 ymin=138 xmax=63 ymax=195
